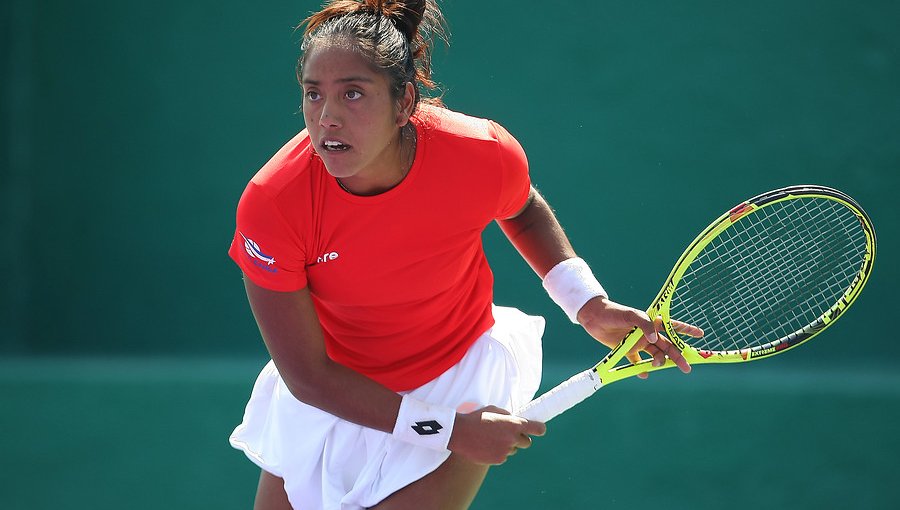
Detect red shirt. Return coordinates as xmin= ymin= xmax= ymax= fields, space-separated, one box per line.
xmin=229 ymin=106 xmax=531 ymax=391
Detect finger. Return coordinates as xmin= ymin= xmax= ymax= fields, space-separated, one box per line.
xmin=647 ymin=323 xmax=669 ymax=368
xmin=625 ymin=349 xmax=650 ymax=379
xmin=517 ymin=434 xmax=534 ymax=450
xmin=523 ymin=419 xmax=547 ymax=437
xmin=634 ymin=336 xmax=663 ymax=367
xmin=625 ymin=348 xmax=644 ymax=364
xmin=671 ymin=319 xmax=705 ymax=338
xmin=652 ymin=317 xmax=689 ymax=372
xmin=626 ymin=352 xmax=649 ymax=379
xmin=655 ymin=333 xmax=692 ymax=374
xmin=641 ymin=313 xmax=662 ymax=344
xmin=670 ymin=346 xmax=692 ymax=373
xmin=649 ymin=340 xmax=668 ymax=368
xmin=654 ymin=316 xmax=703 ymax=344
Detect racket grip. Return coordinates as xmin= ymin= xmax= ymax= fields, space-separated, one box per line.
xmin=517 ymin=369 xmax=602 ymax=423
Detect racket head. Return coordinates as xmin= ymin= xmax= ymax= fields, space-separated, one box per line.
xmin=652 ymin=185 xmax=876 ymax=363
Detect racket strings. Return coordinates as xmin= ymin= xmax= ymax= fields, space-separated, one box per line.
xmin=719 ymin=203 xmax=852 ymax=344
xmin=709 ymin=201 xmax=860 ymax=349
xmin=714 ymin=202 xmax=859 ymax=349
xmin=671 ymin=197 xmax=866 ymax=353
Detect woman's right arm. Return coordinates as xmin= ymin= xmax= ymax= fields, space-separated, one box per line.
xmin=241 ymin=275 xmax=544 ymax=464
xmin=243 ymin=276 xmax=401 ymax=433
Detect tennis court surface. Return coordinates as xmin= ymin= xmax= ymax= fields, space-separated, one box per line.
xmin=2 ymin=358 xmax=896 ymax=509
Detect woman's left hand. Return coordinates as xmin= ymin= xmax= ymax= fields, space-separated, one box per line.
xmin=575 ymin=296 xmax=703 ymax=378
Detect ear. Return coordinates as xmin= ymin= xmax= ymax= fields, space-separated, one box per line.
xmin=395 ymin=81 xmax=416 ymax=127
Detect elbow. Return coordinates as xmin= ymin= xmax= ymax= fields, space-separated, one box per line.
xmin=271 ymin=356 xmax=335 ymax=406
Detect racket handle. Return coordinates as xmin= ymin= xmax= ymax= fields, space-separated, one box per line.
xmin=517 ymin=369 xmax=602 ymax=423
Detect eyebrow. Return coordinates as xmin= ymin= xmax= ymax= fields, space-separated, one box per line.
xmin=302 ymin=76 xmax=375 ymax=86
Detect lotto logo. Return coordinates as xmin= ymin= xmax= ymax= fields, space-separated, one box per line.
xmin=411 ymin=420 xmax=443 ymax=436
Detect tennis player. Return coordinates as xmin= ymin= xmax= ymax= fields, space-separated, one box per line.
xmin=227 ymin=1 xmax=692 ymax=508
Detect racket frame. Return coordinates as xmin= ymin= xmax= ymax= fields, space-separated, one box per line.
xmin=519 ymin=185 xmax=876 ymax=421
xmin=601 ymin=185 xmax=876 ymax=386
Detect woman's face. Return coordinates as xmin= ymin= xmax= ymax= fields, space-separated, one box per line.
xmin=301 ymin=42 xmax=412 ymax=193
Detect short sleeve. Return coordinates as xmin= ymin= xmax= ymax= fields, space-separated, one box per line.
xmin=491 ymin=122 xmax=532 ymax=219
xmin=228 ymin=181 xmax=308 ymax=291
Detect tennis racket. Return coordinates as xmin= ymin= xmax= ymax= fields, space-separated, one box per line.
xmin=519 ymin=185 xmax=876 ymax=423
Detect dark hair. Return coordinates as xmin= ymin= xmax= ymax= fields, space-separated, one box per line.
xmin=297 ymin=0 xmax=448 ymax=108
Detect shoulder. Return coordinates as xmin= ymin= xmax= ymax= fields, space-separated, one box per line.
xmin=417 ymin=106 xmax=528 ymax=175
xmin=249 ymin=129 xmax=319 ymax=198
xmin=416 ymin=104 xmax=516 ymax=147
xmin=235 ymin=129 xmax=323 ymax=236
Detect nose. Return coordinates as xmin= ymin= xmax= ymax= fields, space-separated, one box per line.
xmin=319 ymin=100 xmax=341 ymax=129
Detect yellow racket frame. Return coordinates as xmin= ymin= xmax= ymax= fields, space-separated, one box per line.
xmin=594 ymin=185 xmax=877 ymax=386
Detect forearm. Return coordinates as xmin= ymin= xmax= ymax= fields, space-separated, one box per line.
xmin=498 ymin=187 xmax=610 ymax=324
xmin=244 ymin=279 xmax=401 ymax=434
xmin=496 ymin=187 xmax=577 ymax=278
xmin=281 ymin=352 xmax=403 ymax=434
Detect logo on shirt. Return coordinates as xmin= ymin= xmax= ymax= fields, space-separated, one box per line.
xmin=241 ymin=232 xmax=276 ymax=267
xmin=316 ymin=251 xmax=340 ymax=264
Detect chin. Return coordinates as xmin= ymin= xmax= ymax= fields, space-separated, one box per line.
xmin=319 ymin=158 xmax=353 ymax=178
xmin=323 ymin=166 xmax=355 ymax=179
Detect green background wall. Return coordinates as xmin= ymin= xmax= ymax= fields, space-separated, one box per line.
xmin=2 ymin=1 xmax=898 ymax=509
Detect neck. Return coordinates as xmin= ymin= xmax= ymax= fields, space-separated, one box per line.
xmin=337 ymin=123 xmax=417 ymax=196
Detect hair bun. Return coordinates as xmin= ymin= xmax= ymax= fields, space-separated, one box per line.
xmin=378 ymin=0 xmax=426 ymax=42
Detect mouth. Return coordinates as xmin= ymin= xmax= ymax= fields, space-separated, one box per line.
xmin=322 ymin=139 xmax=352 ymax=152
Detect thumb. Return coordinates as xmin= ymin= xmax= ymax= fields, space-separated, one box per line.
xmin=524 ymin=418 xmax=547 ymax=437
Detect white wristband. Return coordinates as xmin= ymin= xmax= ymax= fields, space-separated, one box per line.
xmin=542 ymin=257 xmax=608 ymax=324
xmin=392 ymin=394 xmax=456 ymax=451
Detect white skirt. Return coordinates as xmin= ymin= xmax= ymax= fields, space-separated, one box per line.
xmin=229 ymin=305 xmax=545 ymax=510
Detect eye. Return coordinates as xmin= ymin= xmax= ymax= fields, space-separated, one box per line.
xmin=345 ymin=90 xmax=362 ymax=100
xmin=305 ymin=90 xmax=321 ymax=102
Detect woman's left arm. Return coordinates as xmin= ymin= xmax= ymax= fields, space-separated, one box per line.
xmin=496 ymin=187 xmax=577 ymax=277
xmin=496 ymin=186 xmax=692 ymax=374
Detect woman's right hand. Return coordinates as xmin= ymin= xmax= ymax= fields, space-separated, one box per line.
xmin=448 ymin=405 xmax=546 ymax=465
